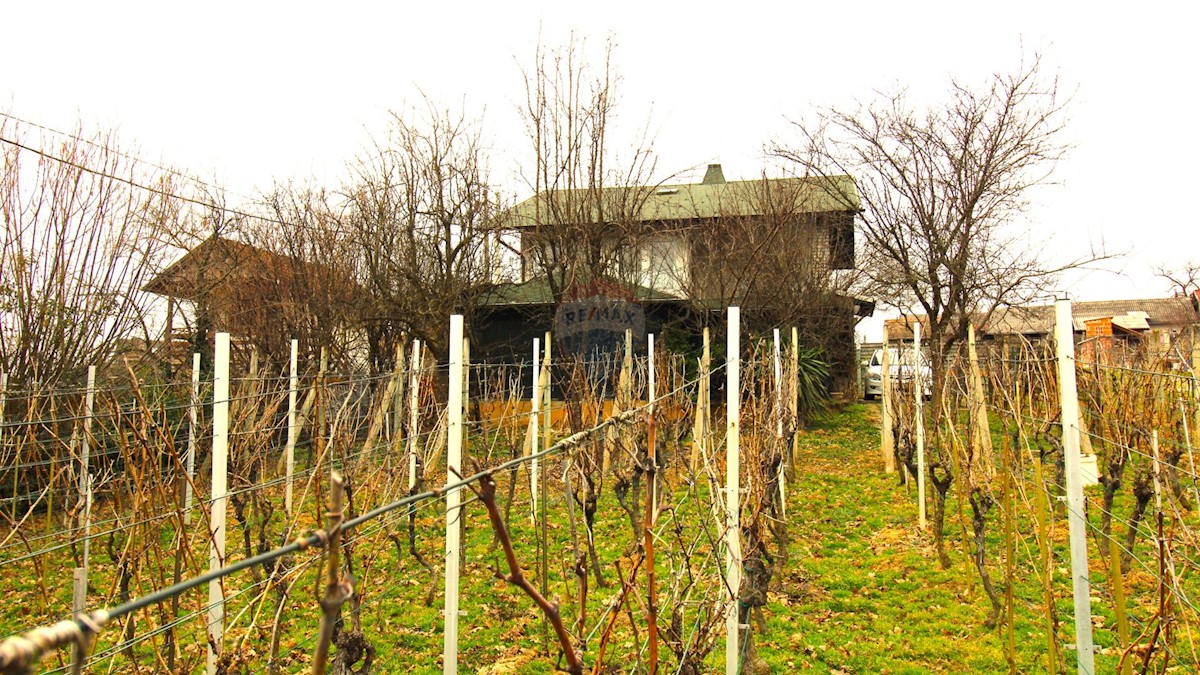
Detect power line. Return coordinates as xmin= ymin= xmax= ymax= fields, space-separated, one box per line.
xmin=0 ymin=111 xmax=239 ymax=202
xmin=0 ymin=131 xmax=353 ymax=240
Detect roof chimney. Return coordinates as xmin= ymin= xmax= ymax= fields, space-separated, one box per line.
xmin=701 ymin=163 xmax=726 ymax=185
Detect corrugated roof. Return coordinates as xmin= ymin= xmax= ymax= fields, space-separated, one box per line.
xmin=885 ymin=297 xmax=1199 ymax=339
xmin=503 ymin=174 xmax=859 ymax=228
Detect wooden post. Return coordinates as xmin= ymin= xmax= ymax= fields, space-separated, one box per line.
xmin=881 ymin=326 xmax=895 ymax=473
xmin=286 ymin=340 xmax=298 ymax=515
xmin=645 ymin=330 xmax=660 ymax=674
xmin=312 ymin=473 xmax=346 ymax=675
xmin=72 ymin=365 xmax=96 ymax=616
xmin=540 ymin=333 xmax=552 ymax=605
xmin=318 ymin=347 xmax=329 ymax=471
xmin=914 ymin=322 xmax=926 ymax=529
xmin=604 ymin=330 xmax=634 ymax=475
xmin=773 ymin=328 xmax=786 ymax=517
xmin=691 ymin=328 xmax=711 ymax=470
xmin=1184 ymin=397 xmax=1200 ymax=514
xmin=649 ymin=332 xmax=658 ymax=513
xmin=1054 ymin=298 xmax=1095 ymax=674
xmin=1193 ymin=333 xmax=1200 ymax=487
xmin=790 ymin=327 xmax=799 ymax=469
xmin=462 ymin=337 xmax=470 ymax=462
xmin=0 ymin=372 xmax=5 ymax=517
xmin=246 ymin=349 xmax=260 ymax=434
xmin=72 ymin=476 xmax=92 ymax=618
xmin=208 ymin=332 xmax=231 ymax=675
xmin=725 ymin=307 xmax=742 ymax=675
xmin=444 ymin=315 xmax=465 ymax=675
xmin=967 ymin=325 xmax=993 ymax=483
xmin=186 ymin=354 xmax=200 ymax=523
xmin=1001 ymin=438 xmax=1017 ymax=670
xmin=408 ymin=340 xmax=422 ymax=491
xmin=79 ymin=366 xmax=95 ymax=514
xmin=1110 ymin=532 xmax=1132 ymax=675
xmin=0 ymin=373 xmax=7 ymax=461
xmin=392 ymin=341 xmax=406 ymax=448
xmin=1151 ymin=429 xmax=1162 ymax=516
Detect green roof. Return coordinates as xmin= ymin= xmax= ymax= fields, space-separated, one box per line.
xmin=479 ymin=277 xmax=683 ymax=307
xmin=504 ymin=174 xmax=859 ymax=228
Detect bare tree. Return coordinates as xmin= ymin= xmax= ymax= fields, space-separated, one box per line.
xmin=1158 ymin=261 xmax=1200 ymax=298
xmin=513 ymin=35 xmax=660 ymax=302
xmin=344 ymin=100 xmax=498 ymax=363
xmin=0 ymin=118 xmax=178 ymax=386
xmin=252 ymin=184 xmax=362 ymax=368
xmin=775 ymin=57 xmax=1095 ymax=565
xmin=679 ymin=174 xmax=861 ymax=389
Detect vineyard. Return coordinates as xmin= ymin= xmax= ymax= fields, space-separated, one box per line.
xmin=0 ymin=302 xmax=1198 ymax=674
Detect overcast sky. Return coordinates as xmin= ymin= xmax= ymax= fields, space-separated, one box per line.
xmin=3 ymin=1 xmax=1196 ymax=339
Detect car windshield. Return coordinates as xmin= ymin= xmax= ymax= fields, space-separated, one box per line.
xmin=871 ymin=347 xmax=929 ymax=368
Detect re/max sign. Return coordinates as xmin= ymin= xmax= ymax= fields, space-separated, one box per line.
xmin=554 ymin=296 xmax=646 ymax=356
xmin=559 ymin=303 xmax=640 ymax=327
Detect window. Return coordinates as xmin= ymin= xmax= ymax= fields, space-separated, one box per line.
xmin=829 ymin=212 xmax=855 ymax=269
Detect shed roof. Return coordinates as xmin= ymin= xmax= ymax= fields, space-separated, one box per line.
xmin=884 ymin=296 xmax=1199 ymax=340
xmin=143 ymin=236 xmax=357 ymax=301
xmin=143 ymin=237 xmax=276 ymax=300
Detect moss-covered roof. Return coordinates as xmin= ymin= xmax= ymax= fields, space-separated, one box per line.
xmin=479 ymin=277 xmax=683 ymax=307
xmin=504 ymin=174 xmax=859 ymax=228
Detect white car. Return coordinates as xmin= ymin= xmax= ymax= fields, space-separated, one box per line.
xmin=864 ymin=347 xmax=932 ymax=400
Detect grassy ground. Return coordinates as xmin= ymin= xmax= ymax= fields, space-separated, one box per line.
xmin=5 ymin=402 xmax=1196 ymax=672
xmin=760 ymin=403 xmax=1034 ymax=673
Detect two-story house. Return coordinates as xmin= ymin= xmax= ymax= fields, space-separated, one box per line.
xmin=477 ymin=164 xmax=870 ymax=393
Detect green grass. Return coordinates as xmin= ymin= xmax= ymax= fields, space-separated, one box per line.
xmin=3 ymin=403 xmax=1198 ymax=673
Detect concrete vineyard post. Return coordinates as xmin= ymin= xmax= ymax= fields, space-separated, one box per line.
xmin=286 ymin=339 xmax=298 ymax=515
xmin=542 ymin=333 xmax=552 ymax=510
xmin=914 ymin=322 xmax=926 ymax=529
xmin=72 ymin=365 xmax=96 ymax=617
xmin=530 ymin=337 xmax=540 ymax=524
xmin=725 ymin=307 xmax=742 ymax=675
xmin=391 ymin=342 xmax=406 ymax=466
xmin=881 ymin=326 xmax=895 ymax=473
xmin=186 ymin=354 xmax=200 ymax=523
xmin=208 ymin=332 xmax=231 ymax=675
xmin=408 ymin=340 xmax=422 ymax=491
xmin=1055 ymin=299 xmax=1095 ymax=674
xmin=444 ymin=316 xmax=465 ymax=675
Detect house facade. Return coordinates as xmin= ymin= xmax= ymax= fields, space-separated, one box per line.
xmin=503 ymin=164 xmax=857 ymax=302
xmin=483 ymin=164 xmax=869 ymax=393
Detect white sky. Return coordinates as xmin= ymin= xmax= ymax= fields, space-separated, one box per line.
xmin=3 ymin=1 xmax=1197 ymax=340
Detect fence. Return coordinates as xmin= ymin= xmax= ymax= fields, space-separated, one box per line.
xmin=0 ymin=307 xmax=820 ymax=675
xmin=881 ymin=299 xmax=1200 ymax=674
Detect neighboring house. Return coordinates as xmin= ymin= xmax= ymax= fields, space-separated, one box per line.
xmin=482 ymin=164 xmax=870 ymax=393
xmin=143 ymin=236 xmax=365 ymax=370
xmin=502 ymin=163 xmax=858 ymax=298
xmin=884 ymin=294 xmax=1200 ymax=367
